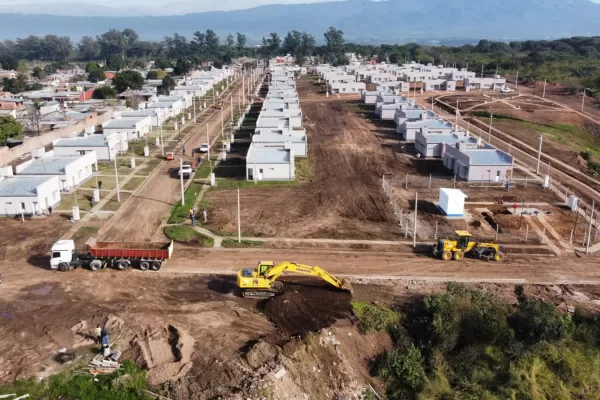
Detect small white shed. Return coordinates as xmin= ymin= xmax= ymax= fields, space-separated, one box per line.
xmin=439 ymin=188 xmax=467 ymax=217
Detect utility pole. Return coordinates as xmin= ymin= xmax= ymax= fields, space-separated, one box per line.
xmin=242 ymin=69 xmax=245 ymax=106
xmin=536 ymin=135 xmax=543 ymax=175
xmin=586 ymin=200 xmax=595 ymax=254
xmin=455 ymin=101 xmax=459 ymax=126
xmin=582 ymin=88 xmax=586 ymax=112
xmin=542 ymin=78 xmax=547 ymax=98
xmin=237 ymin=188 xmax=241 ymax=243
xmin=413 ymin=192 xmax=418 ymax=248
xmin=193 ymin=96 xmax=196 ymax=123
xmin=481 ymin=63 xmax=484 ymax=78
xmin=515 ymin=70 xmax=519 ymax=90
xmin=206 ymin=125 xmax=210 ymax=161
xmin=114 ymin=144 xmax=120 ymax=203
xmin=488 ymin=113 xmax=493 ymax=143
xmin=159 ymin=124 xmax=164 ymax=157
xmin=220 ymin=108 xmax=224 ymax=140
xmin=179 ymin=158 xmax=185 ymax=206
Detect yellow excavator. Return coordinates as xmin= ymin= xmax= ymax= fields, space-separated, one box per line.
xmin=236 ymin=261 xmax=352 ymax=298
xmin=432 ymin=230 xmax=505 ymax=261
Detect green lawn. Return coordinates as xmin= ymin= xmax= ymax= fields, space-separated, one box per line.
xmin=96 ymin=158 xmax=138 ymax=175
xmin=137 ymin=158 xmax=163 ymax=176
xmin=121 ymin=177 xmax=147 ymax=192
xmin=79 ymin=175 xmax=116 ymax=191
xmin=212 ymin=178 xmax=301 ymax=190
xmin=100 ymin=193 xmax=132 ymax=212
xmin=164 ymin=225 xmax=214 ymax=246
xmin=57 ymin=190 xmax=94 ymax=211
xmin=295 ymin=157 xmax=311 ymax=181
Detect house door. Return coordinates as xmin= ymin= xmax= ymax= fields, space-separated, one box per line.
xmin=248 ymin=168 xmax=254 ymax=180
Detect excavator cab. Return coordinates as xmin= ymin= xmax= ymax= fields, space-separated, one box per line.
xmin=257 ymin=261 xmax=274 ymax=276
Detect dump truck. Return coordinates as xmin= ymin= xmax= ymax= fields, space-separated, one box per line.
xmin=50 ymin=238 xmax=174 ymax=272
xmin=237 ymin=261 xmax=352 ymax=298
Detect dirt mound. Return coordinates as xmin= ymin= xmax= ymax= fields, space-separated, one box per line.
xmin=131 ymin=324 xmax=194 ymax=386
xmin=263 ymin=280 xmax=353 ymax=342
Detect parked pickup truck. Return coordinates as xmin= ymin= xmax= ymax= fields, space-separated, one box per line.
xmin=50 ymin=238 xmax=174 ymax=272
xmin=178 ymin=163 xmax=193 ymax=179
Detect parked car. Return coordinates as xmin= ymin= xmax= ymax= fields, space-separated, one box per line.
xmin=166 ymin=152 xmax=175 ymax=160
xmin=178 ymin=163 xmax=193 ymax=179
xmin=199 ymin=143 xmax=210 ymax=153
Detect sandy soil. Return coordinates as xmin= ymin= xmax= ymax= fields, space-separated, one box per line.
xmin=97 ymin=82 xmax=243 ymax=242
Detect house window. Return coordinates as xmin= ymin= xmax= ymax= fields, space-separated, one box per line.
xmin=78 ymin=150 xmax=86 ymax=155
xmin=21 ymin=202 xmax=26 ymax=211
xmin=259 ymin=169 xmax=264 ymax=174
xmin=496 ymin=171 xmax=501 ymax=177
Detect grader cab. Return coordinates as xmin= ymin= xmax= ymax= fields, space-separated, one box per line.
xmin=432 ymin=230 xmax=504 ymax=261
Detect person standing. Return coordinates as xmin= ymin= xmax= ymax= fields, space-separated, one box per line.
xmin=203 ymin=208 xmax=208 ymax=223
xmin=98 ymin=180 xmax=103 ymax=191
xmin=48 ymin=205 xmax=53 ymax=216
xmin=182 ymin=145 xmax=186 ymax=156
xmin=95 ymin=325 xmax=102 ymax=344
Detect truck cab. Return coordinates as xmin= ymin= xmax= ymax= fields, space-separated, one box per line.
xmin=178 ymin=163 xmax=193 ymax=179
xmin=50 ymin=240 xmax=76 ymax=270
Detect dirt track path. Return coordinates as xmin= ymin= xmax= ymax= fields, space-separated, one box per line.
xmin=97 ymin=81 xmax=244 ymax=242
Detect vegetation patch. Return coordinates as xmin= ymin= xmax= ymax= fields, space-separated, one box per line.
xmin=352 ymin=301 xmax=400 ymax=332
xmin=221 ymin=239 xmax=265 ymax=248
xmin=167 ymin=181 xmax=204 ymax=224
xmin=70 ymin=225 xmax=98 ymax=241
xmin=0 ymin=361 xmax=153 ymax=400
xmin=100 ymin=193 xmax=132 ymax=212
xmin=164 ymin=225 xmax=214 ymax=246
xmin=121 ymin=177 xmax=147 ymax=192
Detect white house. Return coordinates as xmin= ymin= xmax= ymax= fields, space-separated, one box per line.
xmin=158 ymin=95 xmax=190 ymax=111
xmin=0 ymin=175 xmax=61 ymax=216
xmin=120 ymin=108 xmax=166 ymax=127
xmin=147 ymin=101 xmax=179 ymax=118
xmin=262 ymin=98 xmax=300 ymax=111
xmin=252 ymin=131 xmax=307 ymax=157
xmin=246 ymin=144 xmax=295 ymax=181
xmin=464 ymin=77 xmax=507 ymax=90
xmin=329 ymin=81 xmax=366 ymax=94
xmin=102 ymin=116 xmax=152 ymax=141
xmin=53 ymin=132 xmax=122 ymax=161
xmin=15 ymin=151 xmax=98 ymax=191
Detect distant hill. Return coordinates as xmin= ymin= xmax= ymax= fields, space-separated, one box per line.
xmin=1 ymin=0 xmax=600 ymax=42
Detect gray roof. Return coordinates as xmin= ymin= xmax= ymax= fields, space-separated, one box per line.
xmin=147 ymin=102 xmax=174 ymax=108
xmin=19 ymin=155 xmax=83 ymax=175
xmin=253 ymin=132 xmax=306 ymax=143
xmin=426 ymin=119 xmax=453 ymax=129
xmin=121 ymin=109 xmax=159 ymax=117
xmin=103 ymin=118 xmax=143 ymax=129
xmin=463 ymin=149 xmax=513 ymax=166
xmin=0 ymin=176 xmax=53 ymax=197
xmin=423 ymin=134 xmax=477 ymax=144
xmin=54 ymin=135 xmax=109 ymax=147
xmin=247 ymin=147 xmax=291 ymax=164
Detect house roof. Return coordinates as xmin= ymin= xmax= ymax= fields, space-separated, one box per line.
xmin=463 ymin=149 xmax=513 ymax=166
xmin=253 ymin=132 xmax=306 ymax=143
xmin=147 ymin=102 xmax=174 ymax=108
xmin=103 ymin=118 xmax=143 ymax=129
xmin=426 ymin=119 xmax=453 ymax=129
xmin=19 ymin=155 xmax=83 ymax=175
xmin=0 ymin=176 xmax=54 ymax=197
xmin=121 ymin=109 xmax=160 ymax=117
xmin=440 ymin=188 xmax=468 ymax=198
xmin=247 ymin=147 xmax=291 ymax=164
xmin=54 ymin=135 xmax=110 ymax=147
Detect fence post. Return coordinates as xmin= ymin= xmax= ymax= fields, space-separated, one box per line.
xmin=570 ymin=229 xmax=573 ymax=246
xmin=495 ymin=224 xmax=499 ymax=241
xmin=429 ymin=174 xmax=432 ymax=189
xmin=405 ymin=219 xmax=409 ymax=238
xmin=405 ymin=173 xmax=408 ymax=189
xmin=525 ymin=176 xmax=528 ymax=188
xmin=525 ymin=224 xmax=529 ymax=242
xmin=453 ymin=174 xmax=456 ymax=189
xmin=541 ymin=227 xmax=546 ymax=244
xmin=434 ymin=220 xmax=438 ymax=239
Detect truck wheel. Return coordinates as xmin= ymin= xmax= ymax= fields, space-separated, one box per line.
xmin=493 ymin=252 xmax=505 ymax=261
xmin=441 ymin=251 xmax=452 ymax=261
xmin=116 ymin=260 xmax=128 ymax=270
xmin=89 ymin=260 xmax=102 ymax=271
xmin=150 ymin=261 xmax=162 ymax=271
xmin=271 ymin=281 xmax=284 ymax=292
xmin=453 ymin=252 xmax=464 ymax=261
xmin=139 ymin=261 xmax=149 ymax=271
xmin=58 ymin=263 xmax=69 ymax=272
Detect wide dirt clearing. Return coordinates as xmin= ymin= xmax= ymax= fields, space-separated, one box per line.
xmin=204 ymin=77 xmax=409 ymax=240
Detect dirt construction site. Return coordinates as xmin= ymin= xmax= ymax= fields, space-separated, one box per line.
xmin=4 ymin=72 xmax=600 ymax=398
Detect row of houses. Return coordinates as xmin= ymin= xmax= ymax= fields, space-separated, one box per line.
xmin=0 ymin=67 xmax=234 ymax=216
xmin=246 ymin=66 xmax=307 ymax=181
xmin=361 ymin=85 xmax=514 ymax=182
xmin=314 ymin=61 xmax=507 ymax=94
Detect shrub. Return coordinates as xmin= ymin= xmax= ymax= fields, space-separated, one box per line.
xmin=352 ymin=302 xmax=400 ymax=332
xmin=510 ymin=298 xmax=573 ymax=344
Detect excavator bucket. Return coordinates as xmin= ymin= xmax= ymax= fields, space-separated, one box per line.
xmin=341 ymin=280 xmax=354 ymax=294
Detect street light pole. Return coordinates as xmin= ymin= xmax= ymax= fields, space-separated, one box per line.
xmin=159 ymin=123 xmax=164 ymax=157
xmin=237 ymin=188 xmax=241 ymax=243
xmin=114 ymin=143 xmax=121 ymax=203
xmin=536 ymin=135 xmax=543 ymax=175
xmin=179 ymin=158 xmax=184 ymax=206
xmin=582 ymin=88 xmax=587 ymax=112
xmin=488 ymin=113 xmax=493 ymax=143
xmin=206 ymin=124 xmax=210 ymax=161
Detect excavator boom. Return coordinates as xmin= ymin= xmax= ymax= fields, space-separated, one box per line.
xmin=237 ymin=261 xmax=352 ymax=298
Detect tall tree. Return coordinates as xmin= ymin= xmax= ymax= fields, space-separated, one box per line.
xmin=78 ymin=36 xmax=100 ymax=60
xmin=205 ymin=29 xmax=220 ymax=56
xmin=0 ymin=116 xmax=23 ymax=144
xmin=98 ymin=29 xmax=127 ymax=58
xmin=106 ymin=54 xmax=125 ymax=71
xmin=158 ymin=75 xmax=176 ymax=95
xmin=114 ymin=70 xmax=144 ymax=92
xmin=236 ymin=33 xmax=247 ymax=53
xmin=226 ymin=34 xmax=234 ymax=49
xmin=324 ymin=26 xmax=344 ymax=53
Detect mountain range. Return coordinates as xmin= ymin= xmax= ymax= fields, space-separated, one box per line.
xmin=1 ymin=0 xmax=600 ymax=42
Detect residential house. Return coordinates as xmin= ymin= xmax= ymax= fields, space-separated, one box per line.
xmin=415 ymin=131 xmax=478 ymax=157
xmin=0 ymin=175 xmax=61 ymax=216
xmin=102 ymin=116 xmax=152 ymax=141
xmin=442 ymin=143 xmax=513 ymax=181
xmin=246 ymin=143 xmax=295 ymax=181
xmin=53 ymin=132 xmax=123 ymax=161
xmin=252 ymin=131 xmax=307 ymax=157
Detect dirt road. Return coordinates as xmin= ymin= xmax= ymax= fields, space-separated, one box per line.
xmin=97 ymin=82 xmax=243 ymax=242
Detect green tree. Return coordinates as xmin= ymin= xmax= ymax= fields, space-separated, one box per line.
xmin=0 ymin=116 xmax=23 ymax=144
xmin=98 ymin=29 xmax=127 ymax=58
xmin=236 ymin=32 xmax=247 ymax=53
xmin=32 ymin=66 xmax=45 ymax=79
xmin=173 ymin=58 xmax=190 ymax=75
xmin=158 ymin=75 xmax=176 ymax=95
xmin=87 ymin=69 xmax=106 ymax=83
xmin=85 ymin=61 xmax=102 ymax=73
xmin=146 ymin=70 xmax=159 ymax=80
xmin=114 ymin=70 xmax=144 ymax=92
xmin=78 ymin=36 xmax=100 ymax=60
xmin=106 ymin=55 xmax=125 ymax=71
xmin=154 ymin=58 xmax=171 ymax=70
xmin=226 ymin=33 xmax=234 ymax=49
xmin=92 ymin=86 xmax=116 ymax=99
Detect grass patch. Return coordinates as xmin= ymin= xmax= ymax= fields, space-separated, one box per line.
xmin=167 ymin=181 xmax=204 ymax=223
xmin=164 ymin=225 xmax=214 ymax=246
xmin=182 ymin=125 xmax=193 ymax=134
xmin=121 ymin=177 xmax=147 ymax=192
xmin=0 ymin=360 xmax=152 ymax=400
xmin=57 ymin=190 xmax=94 ymax=211
xmin=100 ymin=193 xmax=132 ymax=212
xmin=70 ymin=225 xmax=98 ymax=241
xmin=352 ymin=301 xmax=400 ymax=332
xmin=221 ymin=239 xmax=265 ymax=248
xmin=137 ymin=158 xmax=162 ymax=176
xmin=212 ymin=178 xmax=301 ymax=190
xmin=79 ymin=175 xmax=116 ymax=191
xmin=295 ymin=157 xmax=311 ymax=181
xmin=96 ymin=158 xmax=137 ymax=175
xmin=128 ymin=139 xmax=152 ymax=156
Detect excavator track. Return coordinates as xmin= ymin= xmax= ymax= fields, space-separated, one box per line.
xmin=242 ymin=290 xmax=278 ymax=299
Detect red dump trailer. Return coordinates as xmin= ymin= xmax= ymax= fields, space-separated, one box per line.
xmin=50 ymin=238 xmax=174 ymax=271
